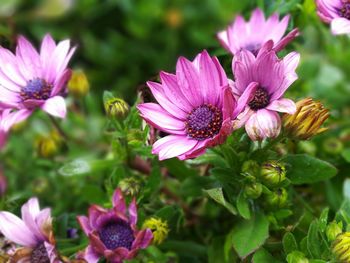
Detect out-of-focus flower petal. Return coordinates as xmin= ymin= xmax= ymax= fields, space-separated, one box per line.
xmin=41 ymin=96 xmax=66 ymax=118
xmin=331 ymin=17 xmax=350 ymax=35
xmin=266 ymin=98 xmax=296 ymax=114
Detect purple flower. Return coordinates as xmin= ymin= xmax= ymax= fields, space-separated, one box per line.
xmin=137 ymin=50 xmax=249 ymax=161
xmin=0 ymin=197 xmax=60 ymax=262
xmin=77 ymin=188 xmax=153 ymax=263
xmin=232 ymin=42 xmax=300 ymax=140
xmin=0 ymin=34 xmax=75 ymax=135
xmin=217 ymin=8 xmax=299 ymax=55
xmin=316 ymin=0 xmax=350 ymax=35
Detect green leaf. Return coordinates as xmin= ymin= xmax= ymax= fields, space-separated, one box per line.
xmin=231 ymin=213 xmax=269 ymax=258
xmin=341 ymin=148 xmax=350 ymax=162
xmin=287 ymin=251 xmax=308 ymax=263
xmin=208 ymin=236 xmax=229 ymax=263
xmin=283 ymin=232 xmax=298 ymax=255
xmin=307 ymin=220 xmax=329 ymax=259
xmin=237 ymin=191 xmax=251 ymax=219
xmin=252 ymin=248 xmax=281 ymax=263
xmin=318 ymin=208 xmax=329 ymax=232
xmin=203 ymin=188 xmax=237 ymax=215
xmin=281 ymin=154 xmax=337 ymax=185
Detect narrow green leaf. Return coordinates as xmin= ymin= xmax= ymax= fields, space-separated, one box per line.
xmin=204 ymin=188 xmax=237 ymax=215
xmin=252 ymin=248 xmax=281 ymax=263
xmin=283 ymin=232 xmax=298 ymax=254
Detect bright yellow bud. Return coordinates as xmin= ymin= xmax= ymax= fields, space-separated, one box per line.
xmin=35 ymin=131 xmax=62 ymax=158
xmin=68 ymin=70 xmax=90 ymax=98
xmin=142 ymin=217 xmax=169 ymax=245
xmin=282 ymin=98 xmax=329 ymax=140
xmin=332 ymin=232 xmax=350 ymax=262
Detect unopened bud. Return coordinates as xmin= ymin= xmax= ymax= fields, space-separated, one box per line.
xmin=265 ymin=188 xmax=288 ymax=208
xmin=326 ymin=221 xmax=343 ymax=242
xmin=241 ymin=160 xmax=260 ymax=177
xmin=283 ymin=98 xmax=329 ymax=140
xmin=323 ymin=137 xmax=343 ymax=155
xmin=68 ymin=69 xmax=90 ymax=98
xmin=104 ymin=98 xmax=130 ymax=121
xmin=244 ymin=182 xmax=262 ymax=199
xmin=332 ymin=232 xmax=350 ymax=262
xmin=35 ymin=131 xmax=62 ymax=158
xmin=118 ymin=177 xmax=141 ymax=196
xmin=260 ymin=161 xmax=286 ymax=187
xmin=143 ymin=217 xmax=169 ymax=245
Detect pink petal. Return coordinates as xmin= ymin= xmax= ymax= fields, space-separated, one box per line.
xmin=0 ymin=211 xmax=37 ymax=247
xmin=0 ymin=47 xmax=27 ymax=86
xmin=41 ymin=96 xmax=67 ymax=118
xmin=232 ymin=107 xmax=254 ymax=130
xmin=0 ymin=109 xmax=32 ymax=132
xmin=21 ymin=198 xmax=45 ymax=242
xmin=132 ymin=229 xmax=153 ymax=249
xmin=250 ymin=8 xmax=266 ymax=30
xmin=152 ymin=135 xmax=198 ymax=161
xmin=137 ymin=103 xmax=186 ymax=135
xmin=40 ymin=34 xmax=56 ymax=76
xmin=176 ymin=57 xmax=203 ymax=107
xmin=266 ymin=98 xmax=296 ymax=114
xmin=217 ymin=30 xmax=231 ymax=53
xmin=82 ymin=245 xmax=100 ymax=263
xmin=52 ymin=69 xmax=72 ymax=96
xmin=128 ymin=198 xmax=137 ymax=226
xmin=274 ymin=28 xmax=299 ymax=52
xmin=159 ymin=71 xmax=192 ymax=113
xmin=256 ymin=109 xmax=281 ymax=139
xmin=233 ymin=82 xmax=258 ymax=117
xmin=222 ymin=86 xmax=236 ymax=120
xmin=331 ymin=17 xmax=350 ymax=35
xmin=147 ymin=81 xmax=187 ymax=119
xmin=16 ymin=35 xmax=41 ymax=79
xmin=112 ymin=188 xmax=127 ymax=214
xmin=88 ymin=205 xmax=107 ymax=229
xmin=245 ymin=113 xmax=265 ymax=141
xmin=77 ymin=215 xmax=93 ymax=235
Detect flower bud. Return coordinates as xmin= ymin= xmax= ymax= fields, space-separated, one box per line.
xmin=241 ymin=160 xmax=260 ymax=177
xmin=165 ymin=8 xmax=183 ymax=28
xmin=332 ymin=232 xmax=350 ymax=262
xmin=323 ymin=137 xmax=343 ymax=155
xmin=68 ymin=69 xmax=90 ymax=98
xmin=265 ymin=188 xmax=288 ymax=208
xmin=282 ymin=98 xmax=329 ymax=140
xmin=104 ymin=97 xmax=130 ymax=121
xmin=244 ymin=182 xmax=262 ymax=199
xmin=142 ymin=217 xmax=169 ymax=245
xmin=326 ymin=221 xmax=343 ymax=242
xmin=260 ymin=161 xmax=286 ymax=187
xmin=35 ymin=132 xmax=61 ymax=158
xmin=118 ymin=177 xmax=141 ymax=196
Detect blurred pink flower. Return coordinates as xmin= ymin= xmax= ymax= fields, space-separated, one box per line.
xmin=0 ymin=197 xmax=60 ymax=262
xmin=232 ymin=42 xmax=300 ymax=140
xmin=0 ymin=34 xmax=75 ymax=137
xmin=77 ymin=188 xmax=153 ymax=263
xmin=217 ymin=8 xmax=299 ymax=55
xmin=138 ymin=50 xmax=250 ymax=161
xmin=316 ymin=0 xmax=350 ymax=35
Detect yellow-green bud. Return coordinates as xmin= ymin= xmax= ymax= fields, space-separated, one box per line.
xmin=35 ymin=132 xmax=61 ymax=158
xmin=142 ymin=217 xmax=169 ymax=245
xmin=265 ymin=188 xmax=288 ymax=208
xmin=118 ymin=177 xmax=141 ymax=196
xmin=244 ymin=182 xmax=262 ymax=199
xmin=326 ymin=221 xmax=343 ymax=242
xmin=104 ymin=98 xmax=130 ymax=121
xmin=286 ymin=251 xmax=309 ymax=263
xmin=332 ymin=232 xmax=350 ymax=262
xmin=260 ymin=161 xmax=286 ymax=187
xmin=241 ymin=160 xmax=260 ymax=177
xmin=323 ymin=137 xmax=344 ymax=155
xmin=68 ymin=69 xmax=90 ymax=98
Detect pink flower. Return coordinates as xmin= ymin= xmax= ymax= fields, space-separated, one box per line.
xmin=316 ymin=0 xmax=350 ymax=35
xmin=77 ymin=188 xmax=153 ymax=263
xmin=217 ymin=8 xmax=299 ymax=55
xmin=137 ymin=50 xmax=250 ymax=161
xmin=0 ymin=34 xmax=75 ymax=135
xmin=232 ymin=42 xmax=300 ymax=140
xmin=0 ymin=197 xmax=60 ymax=262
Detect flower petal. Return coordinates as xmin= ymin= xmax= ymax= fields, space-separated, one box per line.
xmin=128 ymin=198 xmax=137 ymax=226
xmin=0 ymin=109 xmax=32 ymax=132
xmin=21 ymin=198 xmax=45 ymax=242
xmin=245 ymin=113 xmax=265 ymax=141
xmin=0 ymin=211 xmax=37 ymax=247
xmin=256 ymin=109 xmax=281 ymax=139
xmin=41 ymin=96 xmax=67 ymax=118
xmin=266 ymin=98 xmax=296 ymax=114
xmin=132 ymin=229 xmax=153 ymax=250
xmin=77 ymin=215 xmax=93 ymax=235
xmin=331 ymin=17 xmax=350 ymax=35
xmin=82 ymin=245 xmax=100 ymax=263
xmin=112 ymin=188 xmax=127 ymax=214
xmin=233 ymin=82 xmax=258 ymax=117
xmin=16 ymin=35 xmax=41 ymax=79
xmin=52 ymin=69 xmax=72 ymax=96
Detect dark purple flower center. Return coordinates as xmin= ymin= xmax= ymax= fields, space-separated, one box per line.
xmin=20 ymin=78 xmax=52 ymax=101
xmin=30 ymin=243 xmax=50 ymax=263
xmin=248 ymin=87 xmax=270 ymax=111
xmin=245 ymin=43 xmax=261 ymax=56
xmin=185 ymin=104 xmax=223 ymax=141
xmin=99 ymin=220 xmax=135 ymax=250
xmin=340 ymin=1 xmax=350 ymax=19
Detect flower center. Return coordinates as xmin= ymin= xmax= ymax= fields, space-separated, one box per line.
xmin=248 ymin=87 xmax=270 ymax=111
xmin=20 ymin=78 xmax=52 ymax=101
xmin=185 ymin=104 xmax=222 ymax=141
xmin=99 ymin=220 xmax=135 ymax=250
xmin=245 ymin=43 xmax=260 ymax=56
xmin=30 ymin=243 xmax=50 ymax=263
xmin=340 ymin=1 xmax=350 ymax=19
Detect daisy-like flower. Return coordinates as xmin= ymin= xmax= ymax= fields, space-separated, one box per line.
xmin=232 ymin=42 xmax=300 ymax=140
xmin=137 ymin=50 xmax=250 ymax=161
xmin=316 ymin=0 xmax=350 ymax=35
xmin=217 ymin=8 xmax=299 ymax=55
xmin=77 ymin=188 xmax=153 ymax=263
xmin=0 ymin=34 xmax=75 ymax=134
xmin=0 ymin=197 xmax=60 ymax=262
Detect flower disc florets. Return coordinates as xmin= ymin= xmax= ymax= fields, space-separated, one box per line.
xmin=30 ymin=243 xmax=50 ymax=263
xmin=186 ymin=104 xmax=222 ymax=141
xmin=20 ymin=78 xmax=52 ymax=101
xmin=248 ymin=87 xmax=270 ymax=111
xmin=99 ymin=221 xmax=135 ymax=250
xmin=340 ymin=1 xmax=350 ymax=19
